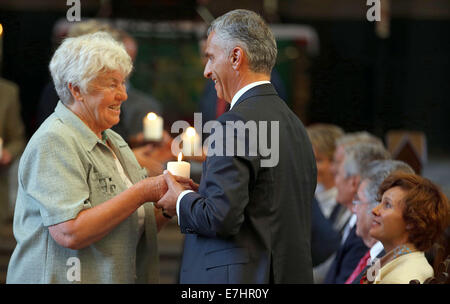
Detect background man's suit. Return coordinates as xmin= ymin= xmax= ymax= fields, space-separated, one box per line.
xmin=178 ymin=83 xmax=317 ymax=283
xmin=311 ymin=197 xmax=341 ymax=266
xmin=324 ymin=225 xmax=368 ymax=283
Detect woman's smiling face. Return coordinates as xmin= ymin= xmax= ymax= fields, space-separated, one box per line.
xmin=369 ymin=186 xmax=409 ymax=249
xmin=79 ymin=70 xmax=128 ymax=135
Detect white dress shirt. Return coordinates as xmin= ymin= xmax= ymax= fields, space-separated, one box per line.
xmin=370 ymin=241 xmax=384 ymax=264
xmin=341 ymin=213 xmax=357 ymax=245
xmin=315 ymin=186 xmax=338 ymax=218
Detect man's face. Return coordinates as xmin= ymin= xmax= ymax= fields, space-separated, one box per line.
xmin=335 ymin=158 xmax=358 ymax=208
xmin=353 ymin=179 xmax=375 ymax=242
xmin=331 ymin=145 xmax=345 ymax=176
xmin=203 ymin=31 xmax=235 ymax=102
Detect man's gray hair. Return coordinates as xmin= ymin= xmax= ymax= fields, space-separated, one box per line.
xmin=208 ymin=9 xmax=277 ymax=75
xmin=336 ymin=131 xmax=384 ymax=149
xmin=343 ymin=142 xmax=391 ymax=178
xmin=49 ymin=31 xmax=132 ymax=105
xmin=362 ymin=160 xmax=415 ymax=211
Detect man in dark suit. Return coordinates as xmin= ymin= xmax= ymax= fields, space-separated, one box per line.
xmin=156 ymin=9 xmax=317 ymax=283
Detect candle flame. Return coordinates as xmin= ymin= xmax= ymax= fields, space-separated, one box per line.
xmin=146 ymin=112 xmax=157 ymax=120
xmin=0 ymin=24 xmax=3 ymax=36
xmin=178 ymin=152 xmax=183 ymax=162
xmin=186 ymin=127 xmax=196 ymax=137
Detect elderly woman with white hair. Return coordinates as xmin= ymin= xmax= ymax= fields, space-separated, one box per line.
xmin=6 ymin=32 xmax=196 ymax=284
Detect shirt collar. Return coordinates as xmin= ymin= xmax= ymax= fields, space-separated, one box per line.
xmin=370 ymin=241 xmax=384 ymax=263
xmin=230 ymin=81 xmax=271 ymax=110
xmin=316 ymin=186 xmax=337 ymax=204
xmin=348 ymin=213 xmax=357 ymax=228
xmin=54 ymin=101 xmax=105 ymax=151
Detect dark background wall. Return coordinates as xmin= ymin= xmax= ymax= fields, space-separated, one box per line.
xmin=304 ymin=18 xmax=450 ymax=154
xmin=0 ymin=0 xmax=449 ymax=154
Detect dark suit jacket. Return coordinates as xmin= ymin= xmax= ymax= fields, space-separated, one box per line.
xmin=311 ymin=197 xmax=341 ymax=266
xmin=324 ymin=225 xmax=369 ymax=284
xmin=178 ymin=83 xmax=317 ymax=283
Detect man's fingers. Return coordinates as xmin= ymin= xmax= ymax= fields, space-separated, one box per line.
xmin=165 ymin=173 xmax=198 ymax=191
xmin=173 ymin=175 xmax=193 ymax=184
xmin=154 ymin=191 xmax=169 ymax=209
xmin=190 ymin=181 xmax=199 ymax=191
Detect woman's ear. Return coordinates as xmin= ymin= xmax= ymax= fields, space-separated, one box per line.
xmin=68 ymin=83 xmax=83 ymax=102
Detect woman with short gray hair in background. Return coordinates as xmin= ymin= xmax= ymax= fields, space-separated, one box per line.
xmin=6 ymin=32 xmax=196 ymax=284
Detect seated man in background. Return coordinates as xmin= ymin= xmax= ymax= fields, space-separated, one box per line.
xmin=330 ymin=132 xmax=386 ymax=234
xmin=347 ymin=159 xmax=414 ymax=284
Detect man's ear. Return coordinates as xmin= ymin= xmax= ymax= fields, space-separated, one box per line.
xmin=230 ymin=46 xmax=244 ymax=71
xmin=351 ymin=175 xmax=361 ymax=192
xmin=68 ymin=83 xmax=83 ymax=102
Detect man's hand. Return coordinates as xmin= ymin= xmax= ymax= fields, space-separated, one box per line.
xmin=155 ymin=171 xmax=198 ymax=217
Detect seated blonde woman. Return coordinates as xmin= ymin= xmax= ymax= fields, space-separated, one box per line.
xmin=362 ymin=172 xmax=449 ymax=284
xmin=306 ymin=123 xmax=344 ymax=217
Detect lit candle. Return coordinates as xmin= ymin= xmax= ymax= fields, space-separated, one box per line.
xmin=143 ymin=112 xmax=163 ymax=142
xmin=167 ymin=152 xmax=191 ymax=178
xmin=181 ymin=127 xmax=201 ymax=157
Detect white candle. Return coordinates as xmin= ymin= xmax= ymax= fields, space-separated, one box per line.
xmin=0 ymin=137 xmax=3 ymax=160
xmin=181 ymin=127 xmax=201 ymax=156
xmin=167 ymin=152 xmax=190 ymax=178
xmin=143 ymin=112 xmax=163 ymax=142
